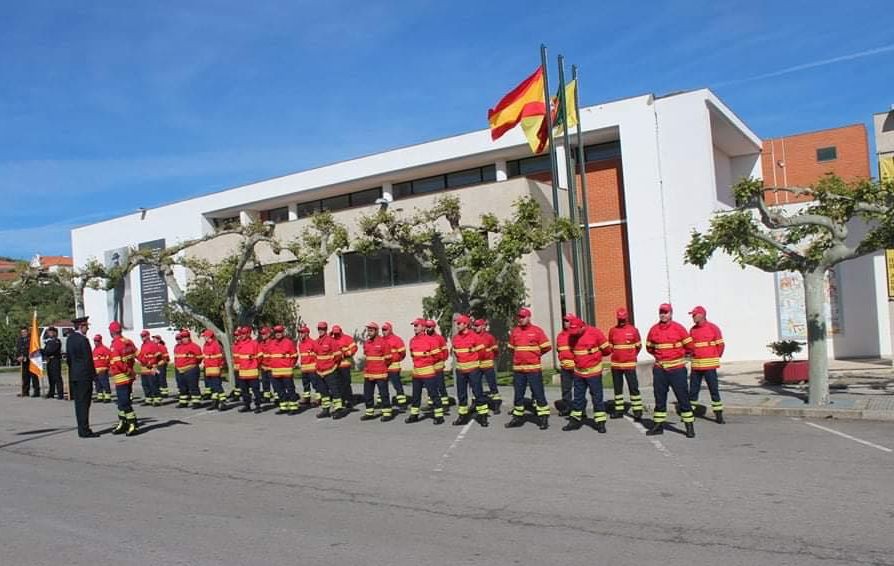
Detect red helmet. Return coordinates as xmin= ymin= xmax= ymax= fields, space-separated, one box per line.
xmin=201 ymin=329 xmax=214 ymax=338
xmin=93 ymin=334 xmax=103 ymax=342
xmin=108 ymin=321 xmax=122 ymax=333
xmin=365 ymin=322 xmax=379 ymax=331
xmin=140 ymin=329 xmax=150 ymax=337
xmin=298 ymin=324 xmax=309 ymax=334
xmin=178 ymin=330 xmax=191 ymax=339
xmin=260 ymin=326 xmax=272 ymax=336
xmin=331 ymin=325 xmax=342 ymax=334
xmin=424 ymin=319 xmax=436 ymax=329
xmin=455 ymin=314 xmax=471 ymax=325
xmin=382 ymin=322 xmax=393 ymax=331
xmin=273 ymin=324 xmax=285 ymax=333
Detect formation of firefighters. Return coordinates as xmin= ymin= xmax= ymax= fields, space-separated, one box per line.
xmin=89 ymin=303 xmax=724 ymax=438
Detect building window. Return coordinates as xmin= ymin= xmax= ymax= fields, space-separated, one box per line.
xmin=350 ymin=187 xmax=383 ymax=207
xmin=321 ymin=194 xmax=351 ymax=212
xmin=211 ymin=216 xmax=240 ymax=230
xmin=260 ymin=206 xmax=290 ymax=223
xmin=817 ymin=146 xmax=837 ymax=162
xmin=279 ymin=269 xmax=325 ymax=298
xmin=507 ymin=155 xmax=551 ymax=178
xmin=295 ymin=201 xmax=321 ymax=219
xmin=392 ymin=166 xmax=498 ymax=199
xmin=340 ymin=249 xmax=435 ymax=292
xmin=584 ymin=140 xmax=622 ymax=163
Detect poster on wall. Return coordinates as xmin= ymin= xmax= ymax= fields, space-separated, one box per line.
xmin=138 ymin=239 xmax=169 ymax=328
xmin=775 ymin=269 xmax=843 ymax=341
xmin=104 ymin=246 xmax=133 ymax=329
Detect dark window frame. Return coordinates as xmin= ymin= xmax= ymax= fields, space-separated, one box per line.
xmin=816 ymin=146 xmax=837 ymax=162
xmin=279 ymin=269 xmax=325 ymax=298
xmin=340 ymin=249 xmax=435 ymax=292
xmin=260 ymin=206 xmax=290 ymax=224
xmin=392 ymin=165 xmax=498 ymax=199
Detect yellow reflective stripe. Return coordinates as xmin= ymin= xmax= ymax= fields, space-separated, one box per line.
xmin=239 ymin=369 xmax=259 ymax=377
xmin=412 ymin=365 xmax=436 ymax=376
xmin=557 ymin=346 xmax=571 ymax=351
xmin=316 ymin=355 xmax=334 ymax=360
xmin=317 ymin=368 xmax=337 ymax=377
xmin=205 ymin=368 xmax=221 ymax=377
xmin=612 ymin=343 xmax=638 ymax=350
xmin=513 ymin=364 xmax=542 ymax=371
xmin=265 ymin=353 xmax=292 ymax=358
xmin=270 ymin=368 xmax=294 ymax=376
xmin=480 ymin=360 xmax=494 ymax=369
xmin=539 ymin=342 xmax=551 ymax=349
xmin=300 ymin=364 xmax=316 ymax=371
xmin=513 ymin=345 xmax=540 ymax=352
xmin=176 ymin=364 xmax=197 ymax=371
xmin=691 ymin=358 xmax=720 ymax=368
xmin=111 ymin=373 xmax=131 ymax=385
xmin=681 ymin=337 xmax=693 ymax=344
xmin=410 ymin=351 xmax=432 ymax=356
xmin=611 ymin=361 xmax=637 ymax=369
xmin=388 ymin=362 xmax=401 ymax=370
xmin=453 ymin=348 xmax=474 ymax=353
xmin=560 ymin=360 xmax=575 ymax=369
xmin=576 ymin=365 xmax=602 ymax=377
xmin=657 ymin=358 xmax=685 ymax=368
xmin=110 ymin=356 xmax=123 ymax=362
xmin=693 ymin=341 xmax=711 ymax=347
xmin=366 ymin=356 xmax=387 ymax=361
xmin=365 ymin=372 xmax=387 ymax=379
xmin=713 ymin=339 xmax=725 ymax=344
xmin=456 ymin=361 xmax=480 ymax=371
xmin=653 ymin=343 xmax=681 ymax=350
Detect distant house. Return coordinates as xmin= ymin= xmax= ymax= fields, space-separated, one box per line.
xmin=0 ymin=259 xmax=19 ymax=282
xmin=30 ymin=255 xmax=73 ymax=274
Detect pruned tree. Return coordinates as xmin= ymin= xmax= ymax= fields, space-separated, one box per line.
xmin=17 ymin=258 xmax=129 ymax=317
xmin=355 ymin=195 xmax=577 ymax=363
xmin=685 ymin=175 xmax=894 ymax=405
xmin=134 ymin=214 xmax=348 ymax=381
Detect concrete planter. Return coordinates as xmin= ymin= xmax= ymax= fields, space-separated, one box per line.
xmin=763 ymin=360 xmax=809 ymax=384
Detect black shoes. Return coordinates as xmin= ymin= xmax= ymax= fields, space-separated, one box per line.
xmin=360 ymin=413 xmax=378 ymax=421
xmin=316 ymin=408 xmax=331 ymax=419
xmin=78 ymin=430 xmax=100 ymax=438
xmin=715 ymin=411 xmax=724 ymax=424
xmin=475 ymin=413 xmax=489 ymax=428
xmin=685 ymin=422 xmax=696 ymax=438
xmin=645 ymin=422 xmax=664 ymax=436
xmin=538 ymin=416 xmax=549 ymax=430
xmin=381 ymin=413 xmax=396 ymax=422
xmin=504 ymin=416 xmax=525 ymax=429
xmin=562 ymin=418 xmax=582 ymax=431
xmin=452 ymin=413 xmax=471 ymax=426
xmin=595 ymin=421 xmax=606 ymax=434
xmin=405 ymin=414 xmax=421 ymax=424
xmin=610 ymin=411 xmax=625 ymax=419
xmin=632 ymin=410 xmax=643 ymax=422
xmin=432 ymin=416 xmax=445 ymax=425
xmin=112 ymin=420 xmax=127 ymax=435
xmin=238 ymin=406 xmax=252 ymax=413
xmin=331 ymin=408 xmax=349 ymax=420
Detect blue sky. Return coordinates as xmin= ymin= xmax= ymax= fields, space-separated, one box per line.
xmin=1 ymin=0 xmax=891 ymax=259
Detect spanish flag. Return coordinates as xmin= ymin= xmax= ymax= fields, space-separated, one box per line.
xmin=29 ymin=310 xmax=43 ymax=378
xmin=488 ymin=67 xmax=545 ymax=141
xmin=519 ymin=101 xmax=550 ymax=154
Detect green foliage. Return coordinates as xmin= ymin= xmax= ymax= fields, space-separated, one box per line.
xmin=767 ymin=340 xmax=803 ymax=362
xmin=0 ymin=279 xmax=75 ymax=363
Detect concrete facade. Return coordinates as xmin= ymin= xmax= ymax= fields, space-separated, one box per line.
xmin=71 ymin=89 xmax=892 ymax=366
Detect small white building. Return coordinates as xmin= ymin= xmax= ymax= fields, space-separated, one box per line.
xmin=71 ymin=88 xmax=892 ymax=365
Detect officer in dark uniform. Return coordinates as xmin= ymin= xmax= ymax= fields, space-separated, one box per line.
xmin=66 ymin=316 xmax=99 ymax=438
xmin=16 ymin=326 xmax=40 ymax=397
xmin=42 ymin=327 xmax=64 ymax=399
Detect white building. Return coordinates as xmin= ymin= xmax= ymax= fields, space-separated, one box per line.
xmin=71 ymin=89 xmax=892 ymax=365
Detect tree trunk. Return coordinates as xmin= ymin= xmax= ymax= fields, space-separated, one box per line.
xmin=803 ymin=269 xmax=829 ymax=406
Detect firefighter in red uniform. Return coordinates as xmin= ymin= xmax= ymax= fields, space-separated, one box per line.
xmin=452 ymin=314 xmax=489 ymax=427
xmin=258 ymin=326 xmax=274 ymax=403
xmin=136 ymin=330 xmax=162 ymax=406
xmin=267 ymin=325 xmax=298 ymax=414
xmin=687 ymin=306 xmax=725 ymax=424
xmin=562 ymin=318 xmax=613 ymax=432
xmin=108 ymin=321 xmax=139 ymax=436
xmin=174 ymin=330 xmax=203 ymax=408
xmin=313 ymin=322 xmax=345 ymax=419
xmin=360 ymin=322 xmax=395 ymax=422
xmin=405 ymin=318 xmax=444 ymax=425
xmin=608 ymin=308 xmax=644 ymax=420
xmin=473 ymin=319 xmax=501 ymax=413
xmin=331 ymin=325 xmax=357 ymax=409
xmin=645 ymin=304 xmax=695 ymax=438
xmin=554 ymin=313 xmax=578 ymax=417
xmin=296 ymin=325 xmax=318 ymax=406
xmin=381 ymin=322 xmax=408 ymax=411
xmin=152 ymin=335 xmax=171 ymax=398
xmin=201 ymin=329 xmax=226 ymax=410
xmin=233 ymin=327 xmax=263 ymax=413
xmin=505 ymin=308 xmax=553 ymax=430
xmin=92 ymin=335 xmax=112 ymax=402
xmin=426 ymin=319 xmax=451 ymax=412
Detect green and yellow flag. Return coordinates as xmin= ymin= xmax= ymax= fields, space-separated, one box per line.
xmin=552 ymin=79 xmax=578 ymax=135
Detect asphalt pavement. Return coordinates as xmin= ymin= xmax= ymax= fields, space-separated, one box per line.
xmin=1 ymin=393 xmax=892 ymax=566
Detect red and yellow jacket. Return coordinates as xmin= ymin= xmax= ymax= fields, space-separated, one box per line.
xmin=608 ymin=323 xmax=642 ymax=370
xmin=363 ymin=336 xmax=392 ymax=380
xmin=157 ymin=343 xmax=170 ymax=366
xmin=202 ymin=339 xmax=224 ymax=377
xmin=258 ymin=338 xmax=270 ymax=371
xmin=266 ymin=337 xmax=297 ymax=378
xmin=572 ymin=326 xmax=612 ymax=379
xmin=432 ymin=333 xmax=448 ymax=371
xmin=109 ymin=336 xmax=137 ymax=386
xmin=556 ymin=329 xmax=576 ymax=371
xmin=137 ymin=340 xmax=161 ymax=376
xmin=508 ymin=324 xmax=552 ymax=372
xmin=476 ymin=330 xmax=498 ymax=370
xmin=646 ymin=321 xmax=693 ymax=370
xmin=335 ymin=334 xmax=357 ymax=369
xmin=383 ymin=333 xmax=406 ymax=372
xmin=297 ymin=337 xmax=317 ymax=373
xmin=313 ymin=335 xmax=342 ymax=377
xmin=174 ymin=341 xmax=202 ymax=372
xmin=409 ymin=334 xmax=438 ymax=379
xmin=452 ymin=329 xmax=483 ymax=374
xmin=92 ymin=343 xmax=112 ymax=374
xmin=233 ymin=338 xmax=260 ymax=379
xmin=689 ymin=321 xmax=724 ymax=370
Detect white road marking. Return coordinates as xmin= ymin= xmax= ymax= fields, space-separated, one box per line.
xmin=624 ymin=415 xmax=672 ymax=457
xmin=794 ymin=419 xmax=892 ymax=453
xmin=432 ymin=421 xmax=474 ymax=473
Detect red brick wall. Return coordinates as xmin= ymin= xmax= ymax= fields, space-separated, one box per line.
xmin=761 ymin=124 xmax=871 ymax=205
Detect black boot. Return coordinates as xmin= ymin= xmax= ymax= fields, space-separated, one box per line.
xmin=633 ymin=410 xmax=643 ymax=422
xmin=238 ymin=405 xmax=252 ymax=413
xmin=562 ymin=418 xmax=582 ymax=431
xmin=316 ymin=407 xmax=331 ymax=418
xmin=504 ymin=415 xmax=525 ymax=428
xmin=381 ymin=412 xmax=396 ymax=422
xmin=405 ymin=413 xmax=421 ymax=424
xmin=685 ymin=422 xmax=696 ymax=438
xmin=538 ymin=415 xmax=549 ymax=430
xmin=475 ymin=412 xmax=489 ymax=428
xmin=715 ymin=411 xmax=724 ymax=424
xmin=124 ymin=418 xmax=139 ymax=437
xmin=360 ymin=412 xmax=378 ymax=421
xmin=595 ymin=421 xmax=607 ymax=434
xmin=645 ymin=422 xmax=664 ymax=436
xmin=432 ymin=416 xmax=445 ymax=425
xmin=331 ymin=408 xmax=349 ymax=420
xmin=207 ymin=400 xmax=218 ymax=411
xmin=610 ymin=409 xmax=624 ymax=419
xmin=217 ymin=400 xmax=226 ymax=411
xmin=452 ymin=413 xmax=471 ymax=426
